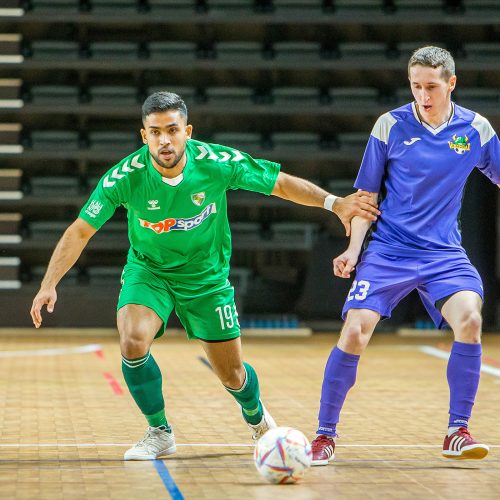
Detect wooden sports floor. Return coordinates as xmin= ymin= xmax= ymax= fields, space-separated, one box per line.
xmin=0 ymin=329 xmax=499 ymax=499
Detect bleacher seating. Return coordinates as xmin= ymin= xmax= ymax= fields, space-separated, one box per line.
xmin=1 ymin=0 xmax=499 ymax=327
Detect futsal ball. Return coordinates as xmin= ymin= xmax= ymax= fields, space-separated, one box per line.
xmin=254 ymin=426 xmax=312 ymax=484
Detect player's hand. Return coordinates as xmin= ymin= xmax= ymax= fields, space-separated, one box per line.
xmin=333 ymin=249 xmax=359 ymax=278
xmin=30 ymin=288 xmax=57 ymax=328
xmin=332 ymin=191 xmax=380 ymax=236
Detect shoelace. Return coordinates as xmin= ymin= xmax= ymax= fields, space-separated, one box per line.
xmin=457 ymin=428 xmax=472 ymax=439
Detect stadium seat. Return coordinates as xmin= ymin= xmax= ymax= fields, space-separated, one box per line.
xmin=30 ymin=264 xmax=79 ymax=284
xmin=337 ymin=132 xmax=368 ymax=150
xmin=148 ymin=41 xmax=198 ymax=61
xmin=339 ymin=42 xmax=387 ymax=59
xmin=395 ymin=87 xmax=413 ymax=104
xmin=455 ymin=88 xmax=500 ymax=107
xmin=86 ymin=266 xmax=123 ymax=284
xmin=29 ymin=220 xmax=68 ymax=240
xmin=274 ymin=41 xmax=322 ymax=61
xmin=89 ymin=85 xmax=138 ymax=105
xmin=393 ymin=0 xmax=443 ymax=12
xmin=0 ymin=168 xmax=22 ymax=193
xmin=465 ymin=0 xmax=500 ymax=12
xmin=329 ymin=87 xmax=379 ymax=105
xmin=273 ymin=87 xmax=321 ymax=106
xmin=397 ymin=42 xmax=441 ymax=60
xmin=272 ymin=132 xmax=320 ymax=150
xmin=88 ymin=131 xmax=139 ymax=150
xmin=216 ymin=41 xmax=263 ymax=61
xmin=229 ymin=267 xmax=252 ymax=296
xmin=0 ymin=79 xmax=22 ymax=107
xmin=30 ymin=130 xmax=80 ymax=150
xmin=273 ymin=0 xmax=323 ymax=11
xmin=90 ymin=0 xmax=139 ymax=13
xmin=29 ymin=0 xmax=80 ymax=12
xmin=465 ymin=42 xmax=500 ymax=60
xmin=207 ymin=0 xmax=256 ymax=13
xmin=148 ymin=0 xmax=196 ymax=14
xmin=0 ymin=256 xmax=21 ymax=290
xmin=30 ymin=40 xmax=80 ymax=60
xmin=333 ymin=0 xmax=382 ymax=12
xmin=29 ymin=176 xmax=81 ymax=196
xmin=205 ymin=87 xmax=254 ymax=106
xmin=211 ymin=132 xmax=262 ymax=150
xmin=271 ymin=222 xmax=318 ymax=250
xmin=89 ymin=42 xmax=138 ymax=60
xmin=30 ymin=85 xmax=80 ymax=104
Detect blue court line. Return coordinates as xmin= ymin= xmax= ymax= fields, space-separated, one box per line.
xmin=198 ymin=356 xmax=213 ymax=370
xmin=153 ymin=459 xmax=184 ymax=500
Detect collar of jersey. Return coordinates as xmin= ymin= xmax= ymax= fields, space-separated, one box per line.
xmin=146 ymin=147 xmax=191 ymax=187
xmin=411 ymin=101 xmax=455 ymax=136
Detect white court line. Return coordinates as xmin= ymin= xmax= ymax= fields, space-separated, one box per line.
xmin=0 ymin=344 xmax=102 ymax=358
xmin=418 ymin=345 xmax=500 ymax=378
xmin=0 ymin=443 xmax=497 ymax=449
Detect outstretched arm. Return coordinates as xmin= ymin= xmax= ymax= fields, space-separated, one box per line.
xmin=271 ymin=172 xmax=380 ymax=236
xmin=333 ymin=192 xmax=378 ymax=278
xmin=30 ymin=218 xmax=97 ymax=328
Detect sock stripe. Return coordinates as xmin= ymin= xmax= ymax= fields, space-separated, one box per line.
xmin=122 ymin=352 xmax=151 ymax=368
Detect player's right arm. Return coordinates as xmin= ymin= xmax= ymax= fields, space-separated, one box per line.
xmin=333 ymin=192 xmax=378 ymax=279
xmin=30 ymin=218 xmax=97 ymax=328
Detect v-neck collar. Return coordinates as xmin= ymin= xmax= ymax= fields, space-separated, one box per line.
xmin=146 ymin=146 xmax=191 ymax=187
xmin=411 ymin=101 xmax=455 ymax=136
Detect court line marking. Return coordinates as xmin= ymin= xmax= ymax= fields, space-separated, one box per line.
xmin=418 ymin=345 xmax=500 ymax=378
xmin=0 ymin=344 xmax=102 ymax=358
xmin=102 ymin=371 xmax=124 ymax=395
xmin=0 ymin=443 xmax=497 ymax=448
xmin=153 ymin=459 xmax=184 ymax=500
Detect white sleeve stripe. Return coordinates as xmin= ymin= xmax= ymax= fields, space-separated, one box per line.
xmin=472 ymin=113 xmax=495 ymax=147
xmin=371 ymin=112 xmax=397 ymax=145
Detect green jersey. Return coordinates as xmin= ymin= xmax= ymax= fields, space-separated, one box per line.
xmin=79 ymin=138 xmax=280 ymax=284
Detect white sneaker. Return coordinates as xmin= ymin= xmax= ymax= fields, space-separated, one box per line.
xmin=124 ymin=427 xmax=176 ymax=460
xmin=246 ymin=401 xmax=277 ymax=440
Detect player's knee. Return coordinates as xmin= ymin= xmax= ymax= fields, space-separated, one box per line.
xmin=341 ymin=323 xmax=369 ymax=352
xmin=119 ymin=330 xmax=151 ymax=358
xmin=459 ymin=310 xmax=482 ymax=343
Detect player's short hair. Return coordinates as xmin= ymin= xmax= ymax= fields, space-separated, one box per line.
xmin=408 ymin=46 xmax=455 ymax=80
xmin=142 ymin=91 xmax=188 ymax=121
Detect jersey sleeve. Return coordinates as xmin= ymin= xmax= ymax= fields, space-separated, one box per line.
xmin=353 ymin=112 xmax=395 ymax=192
xmin=79 ymin=172 xmax=124 ymax=230
xmin=227 ymin=152 xmax=281 ymax=195
xmin=474 ymin=116 xmax=500 ymax=184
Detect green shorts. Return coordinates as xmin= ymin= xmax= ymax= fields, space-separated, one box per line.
xmin=117 ymin=262 xmax=241 ymax=341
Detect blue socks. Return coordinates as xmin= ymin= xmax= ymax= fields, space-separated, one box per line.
xmin=447 ymin=341 xmax=482 ymax=428
xmin=318 ymin=346 xmax=360 ymax=437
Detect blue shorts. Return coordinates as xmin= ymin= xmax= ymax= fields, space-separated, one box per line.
xmin=341 ymin=250 xmax=484 ymax=329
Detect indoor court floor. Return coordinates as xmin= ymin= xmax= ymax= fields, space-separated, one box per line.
xmin=0 ymin=329 xmax=498 ymax=499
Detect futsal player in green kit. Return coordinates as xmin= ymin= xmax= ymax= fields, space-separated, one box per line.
xmin=30 ymin=92 xmax=379 ymax=460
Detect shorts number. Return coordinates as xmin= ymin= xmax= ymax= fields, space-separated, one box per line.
xmin=215 ymin=305 xmax=239 ymax=330
xmin=347 ymin=280 xmax=371 ymax=301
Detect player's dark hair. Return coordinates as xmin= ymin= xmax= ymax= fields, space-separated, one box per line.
xmin=408 ymin=46 xmax=455 ymax=80
xmin=142 ymin=91 xmax=188 ymax=121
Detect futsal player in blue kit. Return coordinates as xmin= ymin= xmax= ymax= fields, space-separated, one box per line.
xmin=310 ymin=46 xmax=500 ymax=465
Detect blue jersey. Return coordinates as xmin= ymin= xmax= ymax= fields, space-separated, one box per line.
xmin=355 ymin=102 xmax=500 ymax=257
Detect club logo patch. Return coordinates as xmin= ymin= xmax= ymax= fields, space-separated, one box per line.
xmin=448 ymin=134 xmax=470 ymax=155
xmin=191 ymin=192 xmax=206 ymax=206
xmin=85 ymin=199 xmax=103 ymax=218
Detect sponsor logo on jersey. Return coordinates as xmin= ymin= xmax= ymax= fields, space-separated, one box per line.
xmin=448 ymin=134 xmax=470 ymax=155
xmin=139 ymin=202 xmax=216 ymax=234
xmin=85 ymin=199 xmax=103 ymax=218
xmin=403 ymin=137 xmax=421 ymax=146
xmin=147 ymin=200 xmax=160 ymax=210
xmin=191 ymin=192 xmax=205 ymax=206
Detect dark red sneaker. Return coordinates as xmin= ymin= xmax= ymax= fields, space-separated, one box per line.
xmin=311 ymin=434 xmax=335 ymax=466
xmin=442 ymin=427 xmax=489 ymax=460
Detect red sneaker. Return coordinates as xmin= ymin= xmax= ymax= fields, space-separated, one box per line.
xmin=442 ymin=427 xmax=489 ymax=460
xmin=311 ymin=434 xmax=336 ymax=466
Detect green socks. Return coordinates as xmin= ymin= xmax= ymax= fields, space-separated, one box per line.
xmin=122 ymin=352 xmax=169 ymax=429
xmin=225 ymin=362 xmax=263 ymax=425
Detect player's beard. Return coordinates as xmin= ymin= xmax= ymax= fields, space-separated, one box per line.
xmin=150 ymin=146 xmax=185 ymax=170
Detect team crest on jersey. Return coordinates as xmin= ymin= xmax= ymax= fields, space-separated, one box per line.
xmin=448 ymin=134 xmax=471 ymax=155
xmin=85 ymin=199 xmax=103 ymax=218
xmin=191 ymin=192 xmax=205 ymax=206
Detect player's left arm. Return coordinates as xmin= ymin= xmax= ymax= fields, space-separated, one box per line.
xmin=271 ymin=172 xmax=380 ymax=236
